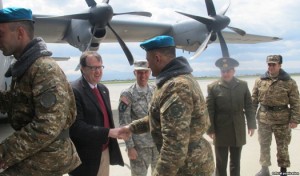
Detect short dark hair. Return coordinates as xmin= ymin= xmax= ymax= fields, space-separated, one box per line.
xmin=80 ymin=51 xmax=102 ymax=67
xmin=155 ymin=46 xmax=176 ymax=58
xmin=9 ymin=21 xmax=34 ymax=39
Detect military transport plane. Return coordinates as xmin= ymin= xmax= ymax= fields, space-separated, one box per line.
xmin=0 ymin=0 xmax=280 ymax=92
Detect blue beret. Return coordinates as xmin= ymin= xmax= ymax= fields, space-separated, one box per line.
xmin=140 ymin=35 xmax=175 ymax=51
xmin=0 ymin=7 xmax=33 ymax=23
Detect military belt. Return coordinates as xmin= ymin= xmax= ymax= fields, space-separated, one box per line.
xmin=260 ymin=104 xmax=289 ymax=112
xmin=56 ymin=129 xmax=69 ymax=140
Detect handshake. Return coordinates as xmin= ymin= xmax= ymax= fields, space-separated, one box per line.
xmin=108 ymin=126 xmax=132 ymax=140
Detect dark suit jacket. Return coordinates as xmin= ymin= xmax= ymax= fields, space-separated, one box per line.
xmin=69 ymin=76 xmax=124 ymax=176
xmin=206 ymin=77 xmax=256 ymax=147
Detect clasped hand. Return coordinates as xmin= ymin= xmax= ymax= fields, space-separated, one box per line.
xmin=108 ymin=126 xmax=132 ymax=140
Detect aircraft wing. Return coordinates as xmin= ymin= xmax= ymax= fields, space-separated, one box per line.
xmin=105 ymin=20 xmax=172 ymax=42
xmin=221 ymin=31 xmax=281 ymax=44
xmin=52 ymin=56 xmax=71 ymax=61
xmin=33 ymin=16 xmax=280 ymax=47
xmin=33 ymin=15 xmax=173 ymax=43
xmin=33 ymin=15 xmax=70 ymax=43
xmin=108 ymin=20 xmax=280 ymax=44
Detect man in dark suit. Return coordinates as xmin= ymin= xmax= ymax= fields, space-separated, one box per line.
xmin=69 ymin=51 xmax=124 ymax=176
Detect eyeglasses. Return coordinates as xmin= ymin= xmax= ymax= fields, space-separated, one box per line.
xmin=85 ymin=65 xmax=105 ymax=71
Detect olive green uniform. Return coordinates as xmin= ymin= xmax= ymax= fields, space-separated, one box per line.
xmin=207 ymin=77 xmax=256 ymax=176
xmin=207 ymin=77 xmax=256 ymax=147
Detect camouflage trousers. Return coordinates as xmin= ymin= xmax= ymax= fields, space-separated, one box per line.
xmin=0 ymin=165 xmax=63 ymax=176
xmin=0 ymin=139 xmax=81 ymax=176
xmin=258 ymin=122 xmax=291 ymax=168
xmin=130 ymin=147 xmax=159 ymax=176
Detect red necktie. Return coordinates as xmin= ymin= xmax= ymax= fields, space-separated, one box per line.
xmin=92 ymin=87 xmax=110 ymax=150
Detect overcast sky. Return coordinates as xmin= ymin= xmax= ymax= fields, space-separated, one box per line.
xmin=3 ymin=0 xmax=300 ymax=80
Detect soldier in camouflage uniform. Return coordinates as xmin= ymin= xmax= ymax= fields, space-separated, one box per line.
xmin=119 ymin=60 xmax=159 ymax=176
xmin=120 ymin=35 xmax=215 ymax=176
xmin=252 ymin=55 xmax=300 ymax=176
xmin=0 ymin=7 xmax=81 ymax=175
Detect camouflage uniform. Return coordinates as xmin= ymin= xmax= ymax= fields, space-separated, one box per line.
xmin=119 ymin=83 xmax=159 ymax=176
xmin=0 ymin=38 xmax=81 ymax=175
xmin=252 ymin=69 xmax=300 ymax=168
xmin=129 ymin=57 xmax=215 ymax=176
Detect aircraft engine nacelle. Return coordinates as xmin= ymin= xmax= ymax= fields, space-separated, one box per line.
xmin=64 ymin=20 xmax=106 ymax=52
xmin=89 ymin=27 xmax=106 ymax=51
xmin=171 ymin=20 xmax=210 ymax=52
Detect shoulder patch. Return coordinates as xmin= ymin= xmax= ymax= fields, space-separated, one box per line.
xmin=120 ymin=96 xmax=129 ymax=105
xmin=119 ymin=96 xmax=129 ymax=113
xmin=168 ymin=103 xmax=184 ymax=119
xmin=40 ymin=92 xmax=57 ymax=108
xmin=119 ymin=101 xmax=128 ymax=113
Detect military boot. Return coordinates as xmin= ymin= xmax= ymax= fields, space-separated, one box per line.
xmin=280 ymin=167 xmax=287 ymax=176
xmin=255 ymin=166 xmax=270 ymax=176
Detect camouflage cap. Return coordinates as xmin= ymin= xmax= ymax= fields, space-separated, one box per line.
xmin=266 ymin=55 xmax=282 ymax=64
xmin=215 ymin=57 xmax=239 ymax=71
xmin=134 ymin=60 xmax=150 ymax=70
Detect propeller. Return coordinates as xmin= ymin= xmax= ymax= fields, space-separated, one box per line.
xmin=189 ymin=31 xmax=212 ymax=60
xmin=107 ymin=23 xmax=134 ymax=66
xmin=176 ymin=0 xmax=246 ymax=59
xmin=86 ymin=0 xmax=97 ymax=7
xmin=85 ymin=0 xmax=152 ymax=65
xmin=114 ymin=12 xmax=152 ymax=17
xmin=41 ymin=0 xmax=152 ymax=66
